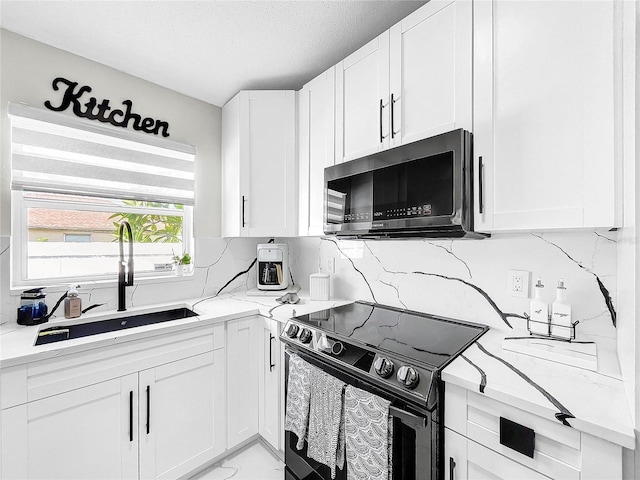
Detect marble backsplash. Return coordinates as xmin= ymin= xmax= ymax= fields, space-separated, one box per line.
xmin=0 ymin=231 xmax=621 ymax=376
xmin=287 ymin=231 xmax=619 ymax=373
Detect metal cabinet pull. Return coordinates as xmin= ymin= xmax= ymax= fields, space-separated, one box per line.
xmin=146 ymin=385 xmax=150 ymax=435
xmin=478 ymin=157 xmax=484 ymax=214
xmin=129 ymin=390 xmax=133 ymax=442
xmin=269 ymin=334 xmax=276 ymax=372
xmin=449 ymin=457 xmax=456 ymax=480
xmin=391 ymin=93 xmax=396 ymax=139
xmin=242 ymin=195 xmax=247 ymax=227
xmin=379 ymin=99 xmax=384 ymax=143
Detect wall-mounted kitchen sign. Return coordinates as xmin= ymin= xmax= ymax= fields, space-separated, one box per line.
xmin=44 ymin=77 xmax=170 ymax=137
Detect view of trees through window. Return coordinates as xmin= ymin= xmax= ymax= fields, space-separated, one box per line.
xmin=109 ymin=201 xmax=184 ymax=243
xmin=20 ymin=193 xmax=189 ymax=282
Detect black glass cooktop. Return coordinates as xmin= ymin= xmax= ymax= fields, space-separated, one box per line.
xmin=291 ymin=301 xmax=488 ymax=368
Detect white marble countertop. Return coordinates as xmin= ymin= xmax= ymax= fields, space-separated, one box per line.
xmin=442 ymin=328 xmax=635 ymax=450
xmin=0 ymin=291 xmax=351 ymax=368
xmin=3 ymin=292 xmax=633 ymax=452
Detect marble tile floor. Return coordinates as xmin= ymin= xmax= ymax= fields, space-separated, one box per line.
xmin=190 ymin=441 xmax=284 ymax=480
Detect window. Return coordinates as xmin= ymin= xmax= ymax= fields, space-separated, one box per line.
xmin=64 ymin=234 xmax=92 ymax=243
xmin=9 ymin=103 xmax=195 ymax=286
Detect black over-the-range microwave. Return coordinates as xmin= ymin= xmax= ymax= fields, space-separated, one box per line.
xmin=323 ymin=129 xmax=487 ymax=239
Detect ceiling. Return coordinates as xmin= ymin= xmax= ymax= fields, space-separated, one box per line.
xmin=0 ymin=0 xmax=426 ymax=107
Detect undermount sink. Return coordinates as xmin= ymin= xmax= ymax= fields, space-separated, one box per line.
xmin=35 ymin=307 xmax=198 ymax=346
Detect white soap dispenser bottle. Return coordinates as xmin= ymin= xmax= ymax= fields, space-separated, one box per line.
xmin=551 ymin=279 xmax=572 ymax=340
xmin=529 ymin=278 xmax=550 ymax=336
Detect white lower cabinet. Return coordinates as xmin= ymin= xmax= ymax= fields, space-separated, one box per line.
xmin=258 ymin=317 xmax=284 ymax=452
xmin=2 ymin=375 xmax=139 ymax=480
xmin=1 ymin=325 xmax=226 ymax=480
xmin=445 ymin=383 xmax=623 ymax=480
xmin=139 ymin=351 xmax=226 ymax=480
xmin=446 ymin=428 xmax=549 ymax=480
xmin=226 ymin=316 xmax=260 ymax=450
xmin=1 ymin=315 xmax=288 ymax=480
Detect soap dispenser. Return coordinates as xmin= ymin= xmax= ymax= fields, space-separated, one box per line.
xmin=529 ymin=278 xmax=550 ymax=336
xmin=64 ymin=284 xmax=82 ymax=319
xmin=551 ymin=279 xmax=572 ymax=340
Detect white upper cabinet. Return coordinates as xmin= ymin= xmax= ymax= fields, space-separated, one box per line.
xmin=389 ymin=0 xmax=472 ymax=148
xmin=474 ymin=0 xmax=621 ymax=231
xmin=222 ymin=91 xmax=297 ymax=237
xmin=335 ymin=32 xmax=390 ymax=163
xmin=334 ymin=0 xmax=472 ymax=164
xmin=298 ymin=67 xmax=336 ymax=236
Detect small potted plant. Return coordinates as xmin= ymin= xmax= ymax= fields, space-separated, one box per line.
xmin=172 ymin=252 xmax=191 ymax=276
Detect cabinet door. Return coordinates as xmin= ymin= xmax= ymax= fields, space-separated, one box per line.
xmin=258 ymin=318 xmax=282 ymax=451
xmin=445 ymin=428 xmax=549 ymax=480
xmin=390 ymin=0 xmax=472 ymax=147
xmin=474 ymin=0 xmax=619 ymax=231
xmin=298 ymin=67 xmax=336 ymax=236
xmin=1 ymin=375 xmax=138 ymax=480
xmin=139 ymin=350 xmax=225 ymax=480
xmin=335 ymin=32 xmax=390 ymax=163
xmin=242 ymin=91 xmax=297 ymax=237
xmin=227 ymin=316 xmax=260 ymax=449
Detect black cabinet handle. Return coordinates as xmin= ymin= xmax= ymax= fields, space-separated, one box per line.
xmin=390 ymin=93 xmax=396 ymax=139
xmin=379 ymin=99 xmax=383 ymax=143
xmin=449 ymin=457 xmax=456 ymax=480
xmin=129 ymin=390 xmax=133 ymax=442
xmin=478 ymin=157 xmax=484 ymax=214
xmin=146 ymin=385 xmax=150 ymax=435
xmin=242 ymin=195 xmax=247 ymax=228
xmin=269 ymin=334 xmax=276 ymax=372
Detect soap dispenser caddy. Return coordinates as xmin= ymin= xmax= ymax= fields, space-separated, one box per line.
xmin=526 ymin=279 xmax=579 ymax=342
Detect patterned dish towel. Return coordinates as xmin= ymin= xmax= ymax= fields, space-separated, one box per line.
xmin=307 ymin=369 xmax=346 ymax=479
xmin=284 ymin=353 xmax=314 ymax=449
xmin=344 ymin=385 xmax=393 ymax=480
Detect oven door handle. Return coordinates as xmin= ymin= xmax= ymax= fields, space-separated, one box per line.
xmin=389 ymin=405 xmax=427 ymax=428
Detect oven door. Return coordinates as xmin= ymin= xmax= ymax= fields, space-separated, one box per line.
xmin=284 ymin=347 xmax=439 ymax=480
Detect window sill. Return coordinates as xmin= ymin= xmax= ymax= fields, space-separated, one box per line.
xmin=10 ymin=272 xmax=195 ymax=296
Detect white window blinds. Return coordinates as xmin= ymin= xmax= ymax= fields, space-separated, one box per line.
xmin=9 ymin=103 xmax=196 ymax=205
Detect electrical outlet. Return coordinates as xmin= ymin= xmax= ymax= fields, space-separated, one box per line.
xmin=507 ymin=270 xmax=530 ymax=298
xmin=327 ymin=257 xmax=335 ymax=274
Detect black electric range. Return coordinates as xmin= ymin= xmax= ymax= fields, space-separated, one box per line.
xmin=282 ymin=300 xmax=488 ymax=409
xmin=281 ymin=301 xmax=488 ymax=480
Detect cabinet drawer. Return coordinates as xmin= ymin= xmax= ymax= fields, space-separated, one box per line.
xmin=467 ymin=438 xmax=551 ymax=480
xmin=446 ymin=384 xmax=580 ymax=480
xmin=2 ymin=325 xmax=218 ymax=406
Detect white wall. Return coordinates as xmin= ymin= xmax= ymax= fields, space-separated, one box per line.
xmin=0 ymin=29 xmax=221 ymax=237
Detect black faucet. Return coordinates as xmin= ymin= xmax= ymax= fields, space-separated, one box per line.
xmin=118 ymin=220 xmax=134 ymax=311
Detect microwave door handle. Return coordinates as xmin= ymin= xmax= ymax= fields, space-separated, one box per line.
xmin=389 ymin=405 xmax=427 ymax=428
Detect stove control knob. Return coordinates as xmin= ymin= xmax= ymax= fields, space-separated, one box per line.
xmin=397 ymin=365 xmax=420 ymax=389
xmin=299 ymin=328 xmax=313 ymax=344
xmin=331 ymin=341 xmax=345 ymax=356
xmin=374 ymin=356 xmax=395 ymax=378
xmin=285 ymin=324 xmax=300 ymax=338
